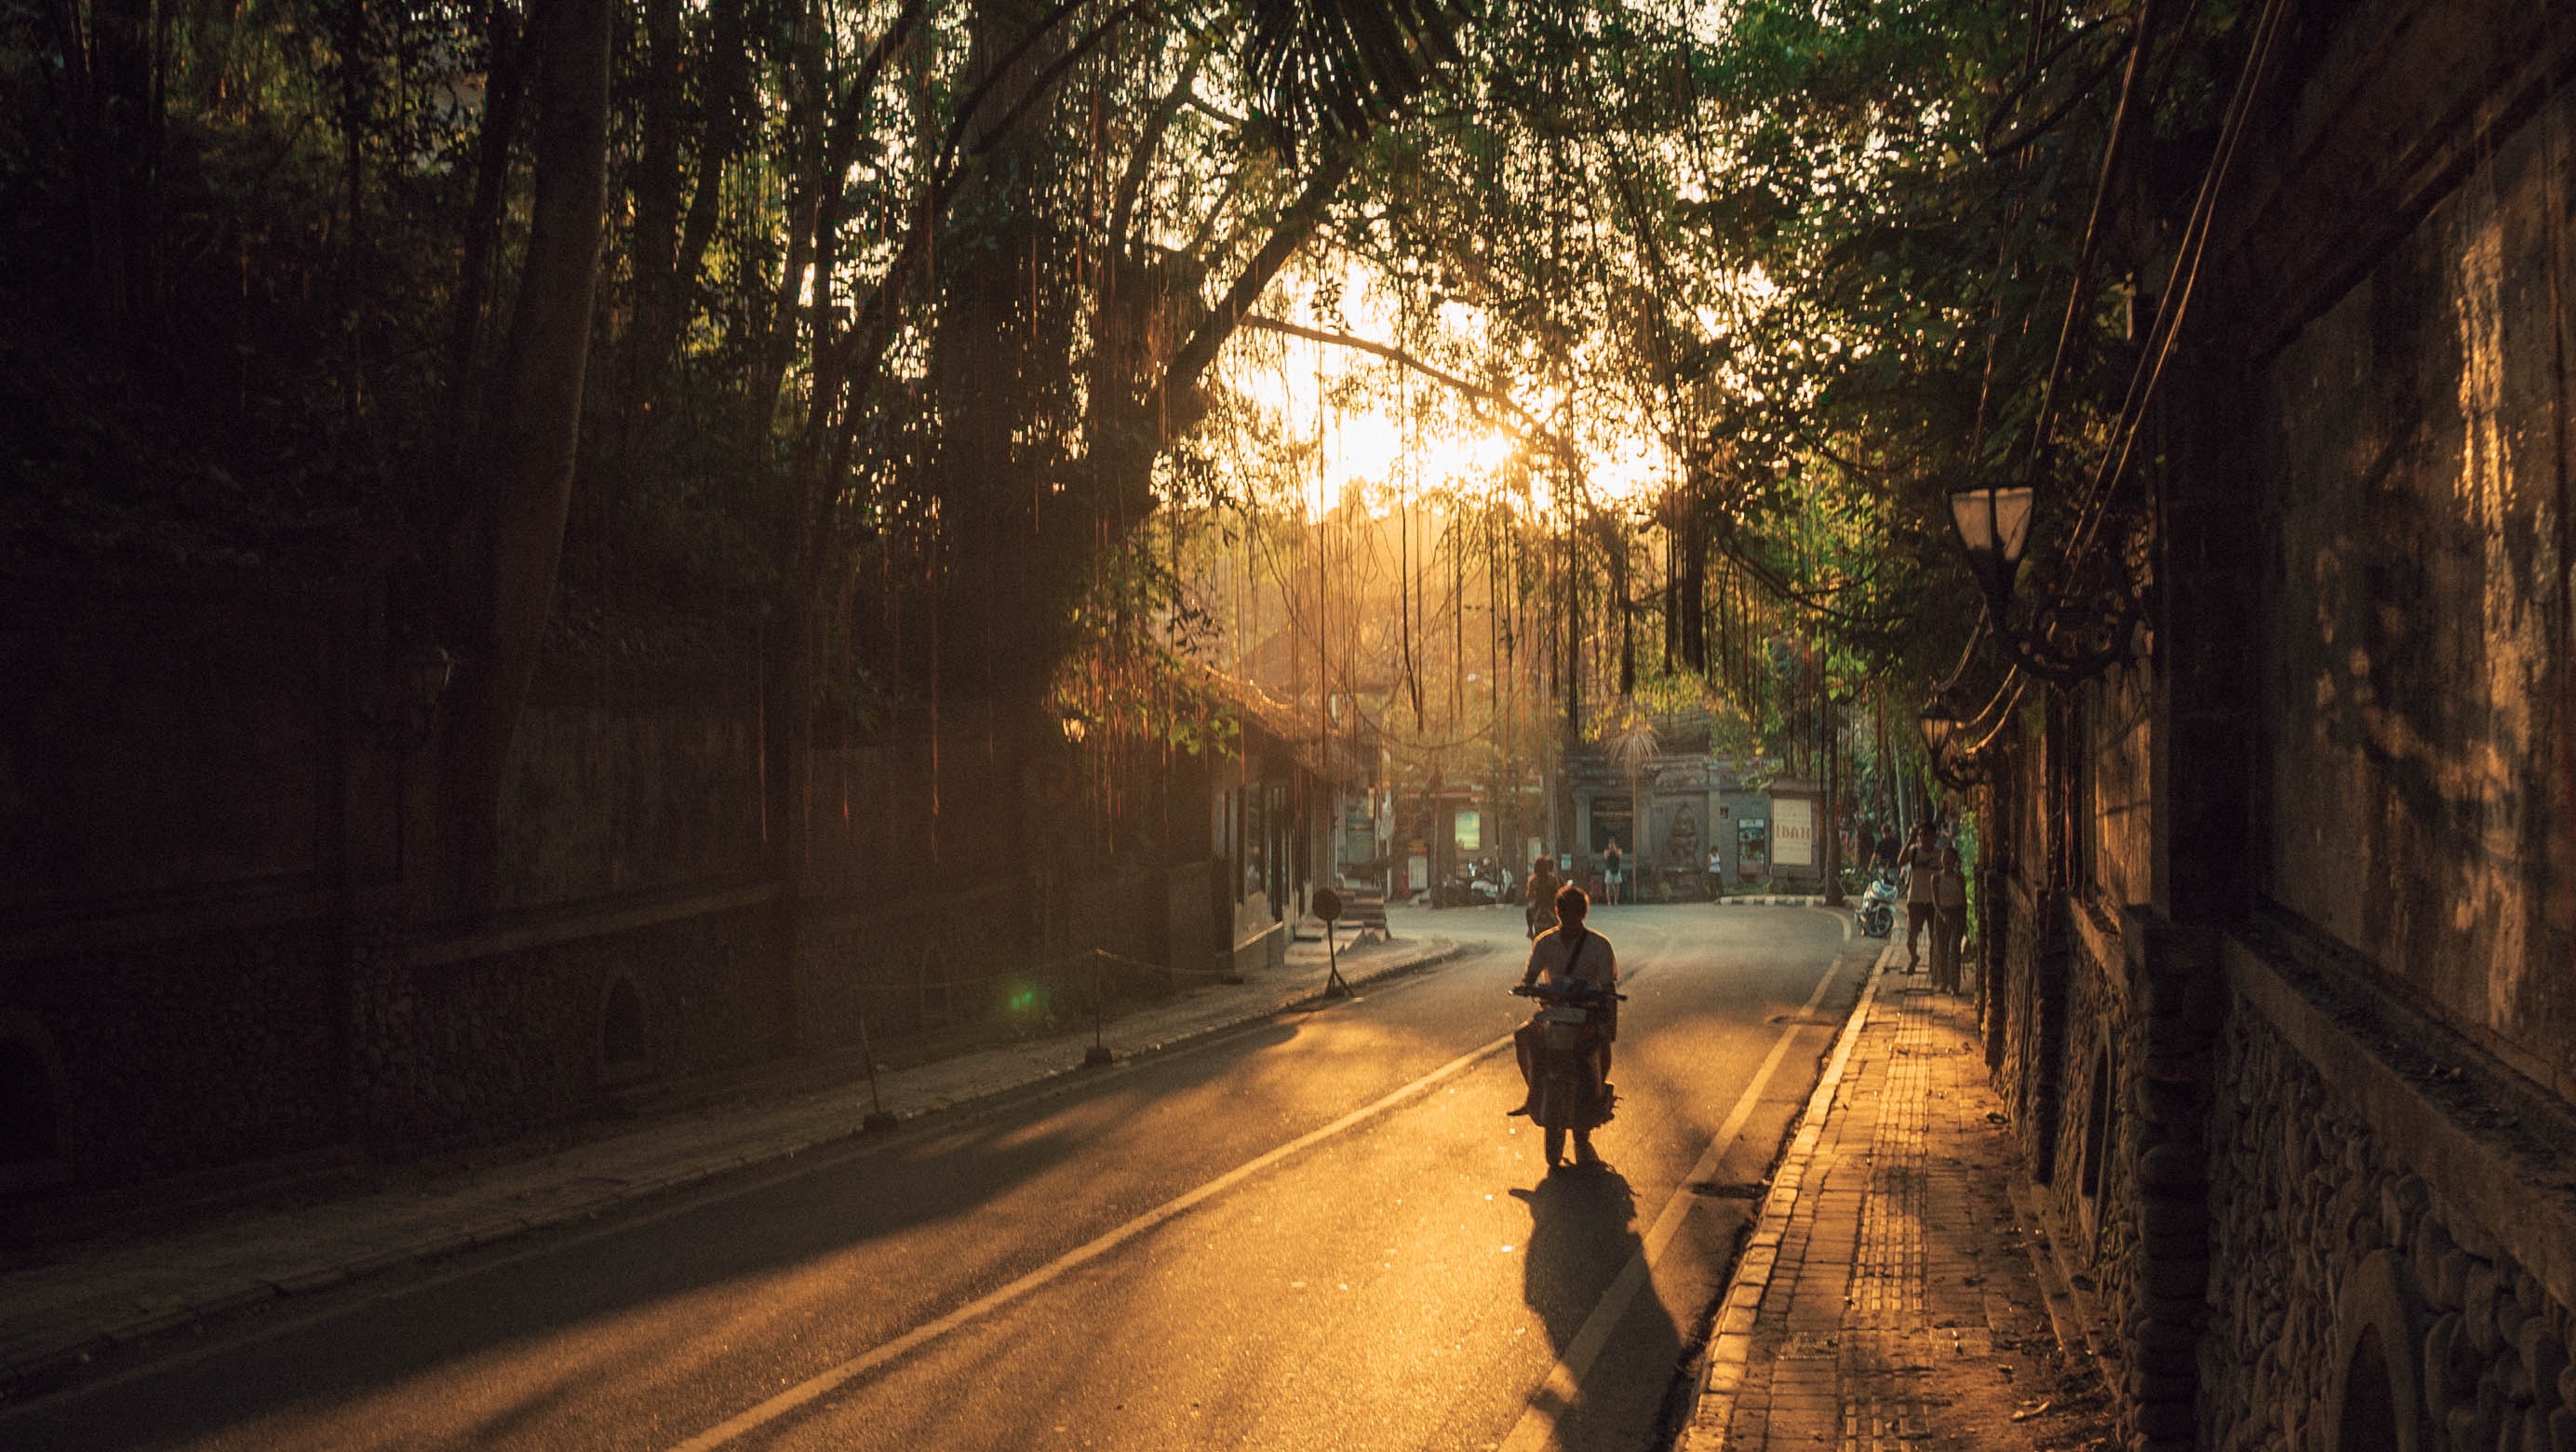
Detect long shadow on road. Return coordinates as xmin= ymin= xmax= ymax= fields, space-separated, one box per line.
xmin=1511 ymin=1165 xmax=1684 ymax=1448
xmin=2 ymin=1010 xmax=1420 ymax=1451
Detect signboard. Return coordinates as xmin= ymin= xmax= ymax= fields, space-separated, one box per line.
xmin=1408 ymin=854 xmax=1429 ymax=891
xmin=1737 ymin=819 xmax=1768 ymax=876
xmin=1774 ymin=797 xmax=1816 ymax=868
xmin=1454 ymin=811 xmax=1482 ymax=852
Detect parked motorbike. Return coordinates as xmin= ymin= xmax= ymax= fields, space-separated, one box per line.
xmin=1510 ymin=979 xmax=1624 ymax=1167
xmin=1858 ymin=869 xmax=1898 ymax=938
xmin=1432 ymin=864 xmax=1511 ymax=908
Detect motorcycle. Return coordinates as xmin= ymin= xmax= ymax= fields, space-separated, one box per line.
xmin=1510 ymin=979 xmax=1624 ymax=1167
xmin=1523 ymin=881 xmax=1560 ymax=939
xmin=1432 ymin=863 xmax=1511 ymax=908
xmin=1858 ymin=869 xmax=1898 ymax=938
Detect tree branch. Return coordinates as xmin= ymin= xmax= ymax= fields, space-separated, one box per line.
xmin=1234 ymin=313 xmax=1571 ymax=457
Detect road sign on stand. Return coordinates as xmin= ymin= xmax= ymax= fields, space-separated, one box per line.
xmin=1314 ymin=888 xmax=1350 ymax=998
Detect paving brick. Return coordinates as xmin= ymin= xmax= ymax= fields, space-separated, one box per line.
xmin=1684 ymin=956 xmax=2118 ymax=1451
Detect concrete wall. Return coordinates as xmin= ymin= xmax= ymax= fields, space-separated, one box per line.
xmin=2256 ymin=66 xmax=2576 ymax=1096
xmin=497 ymin=703 xmax=765 ymax=911
xmin=0 ymin=571 xmax=346 ymax=914
xmin=2175 ymin=26 xmax=2576 ymax=1442
xmin=0 ymin=566 xmax=798 ymax=1192
xmin=2082 ymin=662 xmax=2154 ymax=912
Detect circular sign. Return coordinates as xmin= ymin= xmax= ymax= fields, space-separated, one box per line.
xmin=1312 ymin=887 xmax=1343 ymax=923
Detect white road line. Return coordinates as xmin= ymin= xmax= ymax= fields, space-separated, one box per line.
xmin=1496 ymin=948 xmax=1846 ymax=1452
xmin=664 ymin=1027 xmax=1524 ymax=1452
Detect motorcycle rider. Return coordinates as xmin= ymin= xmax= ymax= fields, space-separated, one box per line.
xmin=1507 ymin=884 xmax=1617 ymax=1166
xmin=1523 ymin=855 xmax=1562 ymax=938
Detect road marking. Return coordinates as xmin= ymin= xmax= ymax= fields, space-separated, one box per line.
xmin=1496 ymin=948 xmax=1846 ymax=1452
xmin=3 ymin=943 xmax=1510 ymax=1429
xmin=664 ymin=1027 xmax=1525 ymax=1452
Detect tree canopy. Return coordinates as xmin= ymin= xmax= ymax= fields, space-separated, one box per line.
xmin=1 ymin=0 xmax=2264 ymax=872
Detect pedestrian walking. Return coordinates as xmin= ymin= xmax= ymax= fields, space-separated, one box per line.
xmin=1931 ymin=846 xmax=1969 ymax=993
xmin=1602 ymin=840 xmax=1625 ymax=907
xmin=1898 ymin=824 xmax=1942 ymax=970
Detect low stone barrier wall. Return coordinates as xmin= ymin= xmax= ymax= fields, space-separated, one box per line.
xmin=2200 ymin=935 xmax=2576 ymax=1452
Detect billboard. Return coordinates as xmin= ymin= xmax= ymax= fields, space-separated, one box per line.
xmin=1773 ymin=796 xmax=1816 ymax=868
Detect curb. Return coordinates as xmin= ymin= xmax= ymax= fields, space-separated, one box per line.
xmin=1709 ymin=895 xmax=1830 ymax=908
xmin=1680 ymin=938 xmax=1900 ymax=1450
xmin=2006 ymin=1176 xmax=2123 ymax=1392
xmin=0 ymin=936 xmax=1480 ymax=1403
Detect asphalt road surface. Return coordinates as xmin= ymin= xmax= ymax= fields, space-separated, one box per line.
xmin=9 ymin=904 xmax=1862 ymax=1452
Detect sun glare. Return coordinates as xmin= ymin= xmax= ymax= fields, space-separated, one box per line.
xmin=1217 ymin=262 xmax=1676 ymax=523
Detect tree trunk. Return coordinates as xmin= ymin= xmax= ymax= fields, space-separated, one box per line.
xmin=441 ymin=0 xmax=613 ymax=918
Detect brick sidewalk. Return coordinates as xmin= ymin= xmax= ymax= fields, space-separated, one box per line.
xmin=0 ymin=933 xmax=1466 ymax=1403
xmin=1686 ymin=952 xmax=2116 ymax=1452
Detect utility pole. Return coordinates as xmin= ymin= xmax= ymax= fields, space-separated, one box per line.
xmin=1822 ymin=682 xmax=1846 ymax=906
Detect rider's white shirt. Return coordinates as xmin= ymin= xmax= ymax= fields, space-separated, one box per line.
xmin=1522 ymin=924 xmax=1617 ymax=989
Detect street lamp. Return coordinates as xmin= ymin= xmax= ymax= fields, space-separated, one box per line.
xmin=1917 ymin=701 xmax=1961 ymax=760
xmin=1943 ymin=482 xmax=2134 ymax=684
xmin=1916 ymin=698 xmax=1985 ymax=790
xmin=1947 ymin=485 xmax=2035 ymax=607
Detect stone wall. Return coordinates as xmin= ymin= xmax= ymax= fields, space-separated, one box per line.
xmin=7 ymin=916 xmax=350 ymax=1188
xmin=2045 ymin=919 xmax=2135 ymax=1305
xmin=496 ymin=703 xmax=766 ymax=911
xmin=1967 ymin=5 xmax=2576 ymax=1449
xmin=0 ymin=567 xmax=366 ymax=1192
xmin=791 ymin=882 xmax=1028 ymax=1052
xmin=2201 ymin=934 xmax=2576 ymax=1452
xmin=355 ymin=896 xmax=793 ymax=1144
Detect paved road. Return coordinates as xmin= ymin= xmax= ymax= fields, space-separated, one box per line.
xmin=8 ymin=905 xmax=1859 ymax=1452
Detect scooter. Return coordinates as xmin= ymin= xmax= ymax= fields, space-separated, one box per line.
xmin=1510 ymin=979 xmax=1625 ymax=1167
xmin=1523 ymin=887 xmax=1559 ymax=939
xmin=1430 ymin=862 xmax=1513 ymax=908
xmin=1858 ymin=870 xmax=1898 ymax=938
